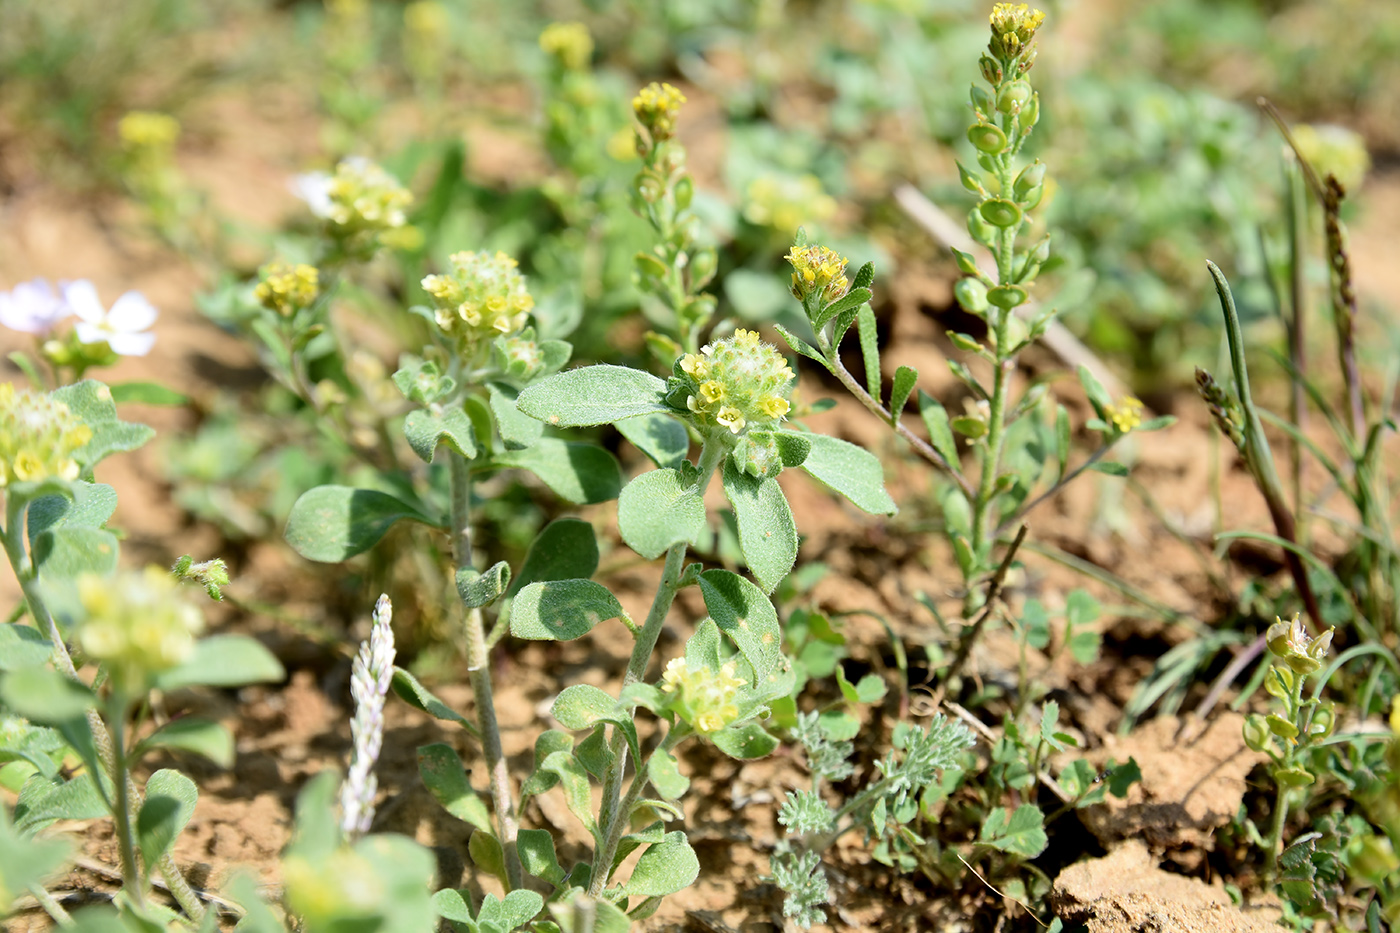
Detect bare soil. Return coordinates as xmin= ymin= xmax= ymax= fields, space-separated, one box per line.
xmin=4 ymin=42 xmax=1400 ymax=933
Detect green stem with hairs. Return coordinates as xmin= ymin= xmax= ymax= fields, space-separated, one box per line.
xmin=447 ymin=452 xmax=522 ymax=891
xmin=592 ymin=439 xmax=725 ymax=897
xmin=1 ymin=496 xmax=207 ymax=922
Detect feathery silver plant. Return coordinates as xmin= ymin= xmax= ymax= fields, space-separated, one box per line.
xmin=340 ymin=594 xmax=395 ymax=839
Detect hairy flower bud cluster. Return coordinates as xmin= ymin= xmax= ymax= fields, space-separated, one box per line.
xmin=1104 ymin=396 xmax=1144 ymax=434
xmin=0 ymin=385 xmax=92 ymax=488
xmin=670 ymin=329 xmax=794 ymax=435
xmin=988 ymin=3 xmax=1045 ymax=64
xmin=661 ymin=657 xmax=746 ymax=734
xmin=421 ymin=250 xmax=534 ymax=353
xmin=77 ymin=566 xmax=205 ymax=690
xmin=784 ymin=245 xmax=850 ymax=306
xmin=632 ymin=82 xmax=686 ymax=143
xmin=341 ymin=595 xmax=396 ymax=839
xmin=539 ymin=21 xmax=593 ymax=71
xmin=254 ymin=262 xmax=320 ymax=318
xmin=293 ymin=157 xmax=412 ymax=246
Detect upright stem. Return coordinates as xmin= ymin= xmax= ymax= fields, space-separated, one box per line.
xmin=970 ymin=217 xmax=1020 ymax=582
xmin=593 ymin=440 xmax=725 ymax=897
xmin=447 ymin=453 xmax=522 ymax=890
xmin=108 ymin=699 xmax=144 ymax=911
xmin=1 ymin=498 xmax=207 ymax=922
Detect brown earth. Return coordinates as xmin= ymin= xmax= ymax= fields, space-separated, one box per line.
xmin=4 ymin=18 xmax=1400 ymax=933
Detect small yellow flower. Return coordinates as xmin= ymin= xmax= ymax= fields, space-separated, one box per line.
xmin=1105 ymin=396 xmax=1143 ymax=433
xmin=118 ymin=111 xmax=180 ymax=153
xmin=632 ymin=82 xmax=687 ymax=141
xmin=660 ymin=658 xmax=746 ymax=734
xmin=0 ymin=384 xmax=92 ymax=488
xmin=784 ymin=244 xmax=850 ymax=306
xmin=672 ymin=329 xmax=793 ymax=437
xmin=77 ymin=566 xmax=205 ymax=691
xmin=254 ymin=262 xmax=320 ymax=318
xmin=539 ymin=22 xmax=593 ymax=72
xmin=989 ymin=3 xmax=1045 ymax=54
xmin=421 ymin=250 xmax=534 ymax=357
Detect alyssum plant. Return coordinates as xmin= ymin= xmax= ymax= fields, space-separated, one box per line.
xmin=0 ymin=380 xmax=284 ymax=930
xmin=270 ymin=81 xmax=980 ymax=929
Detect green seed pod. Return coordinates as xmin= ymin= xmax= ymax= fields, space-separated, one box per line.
xmin=967 ymin=210 xmax=997 ymax=249
xmin=967 ymin=123 xmax=1007 ymax=155
xmin=634 ymin=250 xmax=668 ymax=281
xmin=997 ymin=80 xmax=1032 ymax=114
xmin=1308 ymin=702 xmax=1336 ymax=738
xmin=674 ymin=175 xmax=694 ymax=211
xmin=1266 ymin=713 xmax=1299 ymax=740
xmin=979 ymin=198 xmax=1023 ymax=228
xmin=956 ymin=161 xmax=985 ymax=194
xmin=953 ymin=279 xmax=988 ymax=315
xmin=947 ymin=330 xmax=985 ymax=353
xmin=1242 ymin=714 xmax=1270 ymax=752
xmin=690 ymin=247 xmax=717 ymax=289
xmin=969 ymin=85 xmax=993 ymax=120
xmin=1021 ymin=93 xmax=1040 ymax=130
xmin=979 ymin=54 xmax=1002 ymax=86
xmin=1013 ymin=161 xmax=1046 ymax=200
xmin=1272 ymin=766 xmax=1315 ymax=788
xmin=987 ymin=284 xmax=1028 ymax=310
xmin=951 ymin=247 xmax=983 ymax=278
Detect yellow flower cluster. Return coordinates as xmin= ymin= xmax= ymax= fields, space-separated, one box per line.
xmin=784 ymin=244 xmax=851 ymax=306
xmin=118 ymin=111 xmax=180 ymax=153
xmin=677 ymin=329 xmax=793 ymax=435
xmin=0 ymin=385 xmax=92 ymax=488
xmin=632 ymin=82 xmax=686 ymax=142
xmin=322 ymin=157 xmax=413 ymax=235
xmin=421 ymin=250 xmax=534 ymax=351
xmin=283 ymin=848 xmax=382 ymax=925
xmin=254 ymin=262 xmax=320 ymax=318
xmin=661 ymin=657 xmax=747 ymax=734
xmin=77 ymin=567 xmax=205 ymax=689
xmin=744 ymin=174 xmax=837 ymax=235
xmin=989 ymin=3 xmax=1045 ymax=52
xmin=1105 ymin=396 xmax=1143 ymax=433
xmin=539 ymin=21 xmax=593 ymax=72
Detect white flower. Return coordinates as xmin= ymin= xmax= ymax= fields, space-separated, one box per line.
xmin=0 ymin=278 xmax=72 ymax=335
xmin=290 ymin=170 xmax=335 ymax=219
xmin=63 ymin=281 xmax=157 ymax=357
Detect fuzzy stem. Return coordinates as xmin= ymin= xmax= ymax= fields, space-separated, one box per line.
xmin=108 ymin=697 xmax=144 ymax=910
xmin=448 ymin=452 xmax=522 ymax=891
xmin=593 ymin=441 xmax=725 ymax=896
xmin=589 ymin=730 xmax=684 ymax=898
xmin=2 ymin=496 xmax=206 ymax=921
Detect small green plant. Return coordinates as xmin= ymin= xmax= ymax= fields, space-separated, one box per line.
xmin=0 ymin=380 xmax=283 ymax=928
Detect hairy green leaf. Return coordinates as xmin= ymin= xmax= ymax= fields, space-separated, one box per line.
xmin=800 ymin=433 xmax=896 ymax=515
xmin=516 ymin=365 xmax=669 ymax=426
xmin=511 ymin=579 xmax=625 ymax=641
xmin=618 ymin=468 xmax=705 ymax=560
xmin=285 ymin=485 xmax=434 ymax=562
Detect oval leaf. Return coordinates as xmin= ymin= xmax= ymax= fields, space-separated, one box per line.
xmin=404 ymin=406 xmax=478 ymax=463
xmin=418 ymin=743 xmax=494 ymax=834
xmin=617 ymin=412 xmax=690 ymax=470
xmin=496 ymin=439 xmax=622 ymax=505
xmin=285 ymin=485 xmax=433 ymax=562
xmin=618 ymin=832 xmax=699 ymax=898
xmin=516 ymin=365 xmax=669 ymax=427
xmin=138 ymin=717 xmax=235 ymax=769
xmin=721 ymin=459 xmax=796 ymax=594
xmin=618 ymin=468 xmax=705 ymax=560
xmin=137 ymin=769 xmax=198 ymax=868
xmin=152 ymin=635 xmax=284 ymax=690
xmin=509 ymin=518 xmax=599 ymax=596
xmin=712 ymin=722 xmax=780 ymax=760
xmin=800 ymin=433 xmax=896 ymax=515
xmin=697 ymin=569 xmax=781 ymax=680
xmin=511 ymin=579 xmax=624 ymax=641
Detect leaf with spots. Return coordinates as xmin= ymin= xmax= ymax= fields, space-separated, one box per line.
xmin=509 ymin=580 xmax=626 ymax=641
xmin=697 ymin=569 xmax=782 ymax=681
